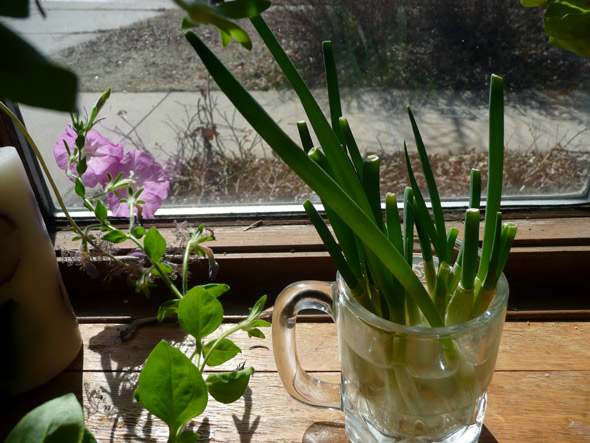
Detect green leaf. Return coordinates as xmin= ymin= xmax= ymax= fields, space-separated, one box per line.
xmin=156 ymin=262 xmax=175 ymax=277
xmin=101 ymin=229 xmax=127 ymax=244
xmin=248 ymin=319 xmax=271 ymax=328
xmin=132 ymin=226 xmax=147 ymax=239
xmin=76 ymin=156 xmax=87 ymax=176
xmin=179 ymin=3 xmax=253 ymax=49
xmin=246 ymin=294 xmax=267 ymax=322
xmin=520 ymin=0 xmax=549 ymax=6
xmin=6 ymin=393 xmax=86 ymax=443
xmin=246 ymin=328 xmax=265 ymax=339
xmin=95 ymin=200 xmax=108 ymax=223
xmin=157 ymin=299 xmax=180 ymax=322
xmin=214 ymin=0 xmax=271 ymax=19
xmin=203 ymin=338 xmax=242 ymax=366
xmin=134 ymin=341 xmax=208 ymax=436
xmin=177 ymin=430 xmax=200 ymax=443
xmin=185 ymin=29 xmax=444 ymax=327
xmin=477 ymin=75 xmax=504 ymax=280
xmin=200 ymin=283 xmax=230 ymax=298
xmin=0 ymin=25 xmax=77 ymax=112
xmin=144 ymin=227 xmax=167 ymax=263
xmin=178 ymin=286 xmax=224 ymax=341
xmin=82 ymin=428 xmax=98 ymax=443
xmin=206 ymin=367 xmax=255 ymax=404
xmin=74 ymin=177 xmax=85 ymax=198
xmin=544 ymin=1 xmax=590 ymax=57
xmin=407 ymin=106 xmax=448 ymax=262
xmin=0 ymin=0 xmax=28 ymax=18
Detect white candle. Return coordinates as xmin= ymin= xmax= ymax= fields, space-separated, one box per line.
xmin=0 ymin=146 xmax=81 ymax=396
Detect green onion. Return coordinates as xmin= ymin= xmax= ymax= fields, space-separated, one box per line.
xmin=297 ymin=121 xmax=314 ymax=153
xmin=407 ymin=106 xmax=448 ymax=262
xmin=477 ymin=75 xmax=504 ymax=281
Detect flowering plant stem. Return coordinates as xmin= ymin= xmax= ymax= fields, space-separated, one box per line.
xmin=0 ymin=100 xmax=127 ymax=268
xmin=1 ymin=90 xmax=270 ymax=441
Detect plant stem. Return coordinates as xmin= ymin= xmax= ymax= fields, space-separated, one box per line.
xmin=0 ymin=101 xmax=128 ymax=267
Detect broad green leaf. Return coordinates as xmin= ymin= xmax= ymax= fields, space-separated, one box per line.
xmin=132 ymin=226 xmax=147 ymax=239
xmin=203 ymin=338 xmax=242 ymax=366
xmin=101 ymin=229 xmax=127 ymax=244
xmin=178 ymin=287 xmax=224 ymax=341
xmin=0 ymin=0 xmax=28 ymax=18
xmin=144 ymin=227 xmax=166 ymax=263
xmin=157 ymin=299 xmax=180 ymax=322
xmin=200 ymin=283 xmax=230 ymax=298
xmin=544 ymin=1 xmax=590 ymax=57
xmin=0 ymin=24 xmax=77 ymax=112
xmin=134 ymin=341 xmax=208 ymax=435
xmin=177 ymin=430 xmax=200 ymax=443
xmin=248 ymin=319 xmax=271 ymax=328
xmin=6 ymin=393 xmax=86 ymax=443
xmin=95 ymin=200 xmax=107 ymax=223
xmin=74 ymin=177 xmax=85 ymax=198
xmin=246 ymin=328 xmax=265 ymax=339
xmin=206 ymin=367 xmax=255 ymax=404
xmin=155 ymin=262 xmax=175 ymax=277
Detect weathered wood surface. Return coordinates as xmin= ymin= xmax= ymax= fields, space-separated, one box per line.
xmin=3 ymin=321 xmax=589 ymax=442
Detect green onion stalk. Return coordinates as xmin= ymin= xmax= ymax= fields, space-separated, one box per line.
xmin=176 ymin=5 xmax=517 ymax=435
xmin=181 ymin=14 xmax=515 ymax=327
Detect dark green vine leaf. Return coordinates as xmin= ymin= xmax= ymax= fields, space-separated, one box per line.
xmin=144 ymin=227 xmax=167 ymax=263
xmin=134 ymin=341 xmax=208 ymax=437
xmin=178 ymin=286 xmax=223 ymax=341
xmin=0 ymin=24 xmax=77 ymax=112
xmin=74 ymin=178 xmax=85 ymax=198
xmin=95 ymin=200 xmax=108 ymax=223
xmin=544 ymin=1 xmax=590 ymax=57
xmin=5 ymin=393 xmax=90 ymax=443
xmin=157 ymin=299 xmax=180 ymax=322
xmin=203 ymin=338 xmax=242 ymax=366
xmin=200 ymin=283 xmax=230 ymax=298
xmin=101 ymin=229 xmax=127 ymax=244
xmin=131 ymin=226 xmax=146 ymax=239
xmin=206 ymin=367 xmax=255 ymax=404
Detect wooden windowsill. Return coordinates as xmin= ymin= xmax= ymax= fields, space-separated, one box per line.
xmin=52 ymin=215 xmax=590 ymax=320
xmin=1 ymin=320 xmax=589 ymax=441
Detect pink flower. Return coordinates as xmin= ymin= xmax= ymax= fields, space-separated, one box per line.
xmin=53 ymin=126 xmax=124 ymax=188
xmin=107 ymin=150 xmax=169 ymax=219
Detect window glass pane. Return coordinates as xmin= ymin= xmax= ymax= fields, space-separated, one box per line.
xmin=4 ymin=0 xmax=590 ymax=215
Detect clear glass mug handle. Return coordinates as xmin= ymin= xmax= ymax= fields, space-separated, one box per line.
xmin=271 ymin=280 xmax=341 ymax=410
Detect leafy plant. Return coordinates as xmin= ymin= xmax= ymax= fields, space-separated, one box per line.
xmin=135 ymin=291 xmax=268 ymax=442
xmin=181 ymin=9 xmax=516 ymax=328
xmin=521 ymin=0 xmax=590 ymax=57
xmin=5 ymin=393 xmax=96 ymax=443
xmin=0 ymin=87 xmax=269 ymax=441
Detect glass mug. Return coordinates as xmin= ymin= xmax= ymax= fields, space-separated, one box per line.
xmin=272 ymin=258 xmax=508 ymax=443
